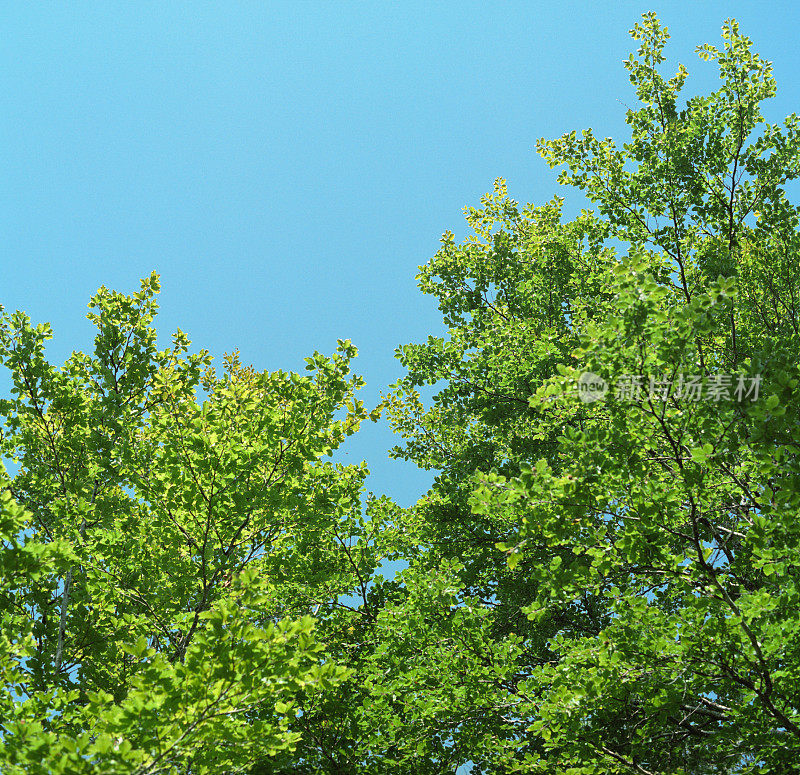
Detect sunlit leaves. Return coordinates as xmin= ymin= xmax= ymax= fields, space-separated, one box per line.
xmin=0 ymin=276 xmax=371 ymax=773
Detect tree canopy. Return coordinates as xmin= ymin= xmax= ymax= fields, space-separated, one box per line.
xmin=2 ymin=13 xmax=800 ymax=775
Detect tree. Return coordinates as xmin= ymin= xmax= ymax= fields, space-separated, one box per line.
xmin=0 ymin=274 xmax=366 ymax=773
xmin=383 ymin=14 xmax=800 ymax=773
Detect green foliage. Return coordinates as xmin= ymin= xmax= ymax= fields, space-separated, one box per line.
xmin=0 ymin=274 xmax=366 ymax=773
xmin=381 ymin=14 xmax=800 ymax=774
xmin=3 ymin=13 xmax=800 ymax=775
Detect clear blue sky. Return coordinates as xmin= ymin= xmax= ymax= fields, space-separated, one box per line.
xmin=2 ymin=1 xmax=798 ymax=508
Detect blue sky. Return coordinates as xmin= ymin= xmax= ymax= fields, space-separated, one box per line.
xmin=2 ymin=1 xmax=799 ymax=508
